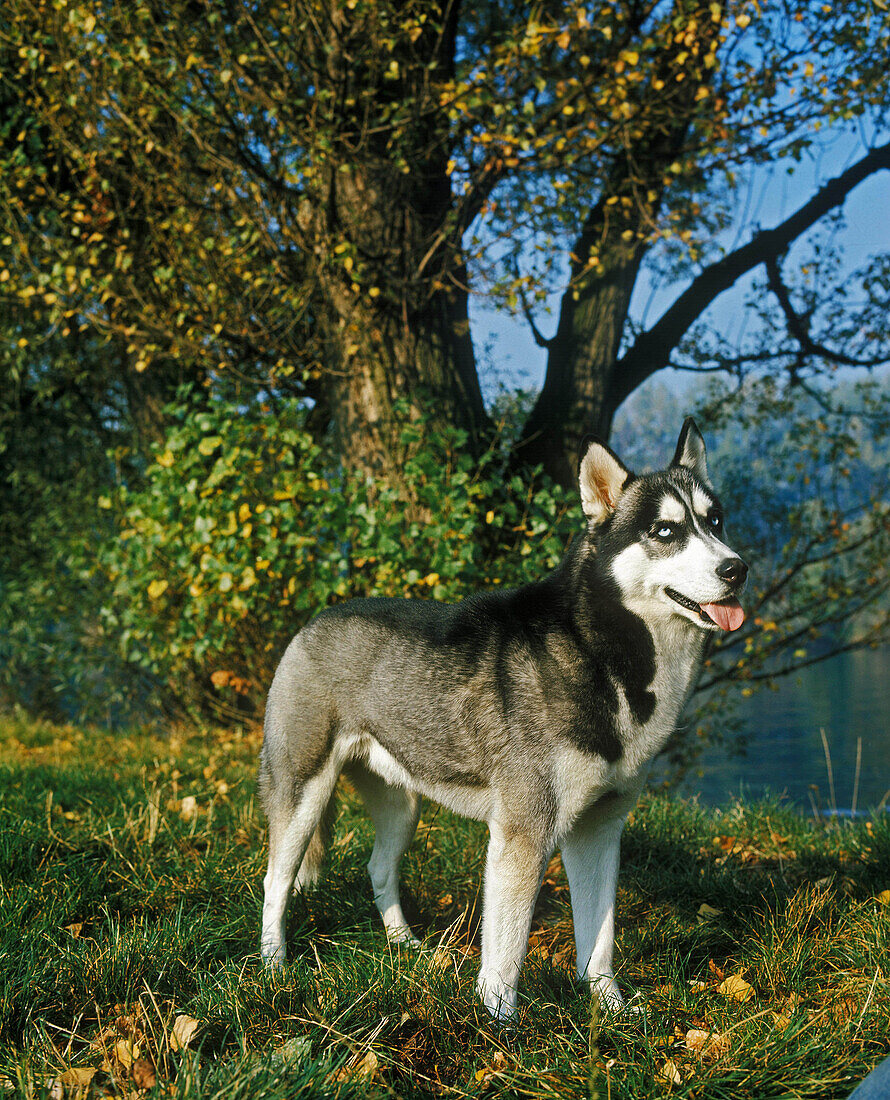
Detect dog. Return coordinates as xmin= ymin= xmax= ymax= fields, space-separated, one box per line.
xmin=258 ymin=418 xmax=747 ymax=1020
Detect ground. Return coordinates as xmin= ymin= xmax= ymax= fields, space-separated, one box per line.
xmin=0 ymin=714 xmax=888 ymax=1098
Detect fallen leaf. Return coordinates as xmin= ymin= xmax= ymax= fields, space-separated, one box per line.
xmin=657 ymin=1058 xmax=683 ymax=1086
xmin=55 ymin=1067 xmax=98 ymax=1097
xmin=179 ymin=796 xmax=198 ymax=822
xmin=688 ymin=980 xmax=709 ymax=992
xmin=115 ymin=1039 xmax=140 ymax=1068
xmin=697 ymin=903 xmax=722 ymax=922
xmin=169 ymin=1014 xmax=201 ymax=1051
xmin=685 ymin=1028 xmax=730 ymax=1060
xmin=876 ymin=889 xmax=890 ymax=905
xmin=335 ymin=1050 xmax=379 ymax=1081
xmin=551 ymin=947 xmax=573 ymax=969
xmin=132 ymin=1057 xmax=157 ymax=1089
xmin=718 ymin=973 xmax=755 ymax=1003
xmin=708 ymin=959 xmax=725 ymax=981
xmin=474 ymin=1051 xmax=510 ymax=1085
xmin=772 ymin=1012 xmax=791 ymax=1032
xmin=275 ymin=1036 xmax=313 ymax=1064
xmin=64 ymin=922 xmax=84 ymax=939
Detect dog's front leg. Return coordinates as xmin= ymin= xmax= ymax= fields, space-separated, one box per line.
xmin=560 ymin=789 xmax=640 ymax=1012
xmin=476 ymin=821 xmax=550 ymax=1022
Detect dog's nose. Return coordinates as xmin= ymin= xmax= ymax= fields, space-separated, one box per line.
xmin=716 ymin=558 xmax=748 ymax=587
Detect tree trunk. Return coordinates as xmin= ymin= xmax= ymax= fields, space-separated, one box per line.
xmin=516 ymin=209 xmax=646 ymax=486
xmin=317 ymin=273 xmax=488 ymax=481
xmin=301 ymin=0 xmax=490 ymax=483
xmin=515 ymin=0 xmax=722 ymax=487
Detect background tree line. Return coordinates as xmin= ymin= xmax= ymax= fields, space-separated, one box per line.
xmin=0 ymin=0 xmax=888 ymax=766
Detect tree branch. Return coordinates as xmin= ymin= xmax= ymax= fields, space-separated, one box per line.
xmin=610 ymin=140 xmax=890 ymax=409
xmin=765 ymin=254 xmax=890 ymax=372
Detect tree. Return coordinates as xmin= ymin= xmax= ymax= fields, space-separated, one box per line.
xmin=1 ymin=0 xmax=888 ymax=486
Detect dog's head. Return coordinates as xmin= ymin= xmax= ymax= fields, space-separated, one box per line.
xmin=578 ymin=418 xmax=748 ymax=632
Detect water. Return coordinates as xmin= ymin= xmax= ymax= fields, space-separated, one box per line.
xmin=673 ymin=647 xmax=890 ymax=811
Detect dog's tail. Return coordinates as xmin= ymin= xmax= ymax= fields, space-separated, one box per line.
xmin=294 ymin=790 xmax=337 ymax=891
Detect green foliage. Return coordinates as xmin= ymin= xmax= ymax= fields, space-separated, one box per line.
xmin=102 ymin=395 xmax=574 ymax=719
xmin=0 ymin=318 xmax=127 ymax=721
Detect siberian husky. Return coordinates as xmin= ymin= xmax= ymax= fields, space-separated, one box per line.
xmin=259 ymin=418 xmax=747 ymax=1020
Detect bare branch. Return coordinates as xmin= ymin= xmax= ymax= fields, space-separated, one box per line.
xmin=765 ymin=254 xmax=890 ymax=372
xmin=610 ymin=140 xmax=890 ymax=409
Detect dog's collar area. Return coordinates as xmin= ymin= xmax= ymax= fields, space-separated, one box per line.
xmin=665 ymin=586 xmax=717 ymax=624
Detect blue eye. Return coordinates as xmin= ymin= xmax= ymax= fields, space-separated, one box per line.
xmin=707 ymin=509 xmax=723 ymax=531
xmin=653 ymin=523 xmax=676 ymax=540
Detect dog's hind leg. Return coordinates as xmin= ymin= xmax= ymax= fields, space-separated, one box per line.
xmin=344 ymin=762 xmax=421 ymax=945
xmin=260 ymin=759 xmax=341 ymax=968
xmin=294 ymin=792 xmax=337 ymax=892
xmin=560 ymin=788 xmax=640 ymax=1012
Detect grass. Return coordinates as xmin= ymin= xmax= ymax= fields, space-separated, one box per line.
xmin=0 ymin=713 xmax=888 ymax=1099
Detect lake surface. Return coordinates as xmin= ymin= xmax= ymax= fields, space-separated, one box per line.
xmin=669 ymin=647 xmax=890 ymax=812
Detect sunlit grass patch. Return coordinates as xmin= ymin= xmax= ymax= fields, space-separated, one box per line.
xmin=1 ymin=715 xmax=888 ymax=1097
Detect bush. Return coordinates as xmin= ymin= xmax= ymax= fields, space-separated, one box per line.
xmin=102 ymin=395 xmax=575 ymax=719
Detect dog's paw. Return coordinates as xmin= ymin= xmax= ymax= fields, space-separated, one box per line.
xmin=386 ymin=927 xmax=421 ymax=949
xmin=588 ymin=974 xmax=646 ymax=1019
xmin=476 ymin=975 xmax=518 ymax=1024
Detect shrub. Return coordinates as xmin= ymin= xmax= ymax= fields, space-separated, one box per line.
xmin=103 ymin=395 xmax=575 ymax=719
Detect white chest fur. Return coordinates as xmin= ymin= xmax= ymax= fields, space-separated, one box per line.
xmin=551 ymin=613 xmax=706 ymax=837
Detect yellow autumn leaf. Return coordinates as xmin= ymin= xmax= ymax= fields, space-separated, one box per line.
xmin=238 ymin=503 xmax=251 ymax=522
xmin=423 ymin=572 xmax=439 ymax=586
xmin=54 ymin=1067 xmax=98 ymax=1096
xmin=169 ymin=1014 xmax=201 ymax=1051
xmin=157 ymin=450 xmax=175 ymax=468
xmin=686 ymin=1028 xmax=730 ymax=1060
xmin=718 ymin=973 xmax=755 ymax=1002
xmin=115 ymin=1038 xmax=140 ymax=1068
xmin=658 ymin=1058 xmax=683 ymax=1085
xmin=147 ymin=579 xmax=168 ymax=599
xmin=876 ymin=889 xmax=890 ymax=905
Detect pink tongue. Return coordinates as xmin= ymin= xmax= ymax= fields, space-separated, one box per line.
xmin=701 ymin=599 xmax=745 ymax=632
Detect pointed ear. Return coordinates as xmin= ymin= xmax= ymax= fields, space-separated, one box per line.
xmin=671 ymin=417 xmax=711 ymax=485
xmin=578 ymin=437 xmax=632 ymax=525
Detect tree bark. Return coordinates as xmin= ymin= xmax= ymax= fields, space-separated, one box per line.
xmin=301 ymin=0 xmax=490 ymax=482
